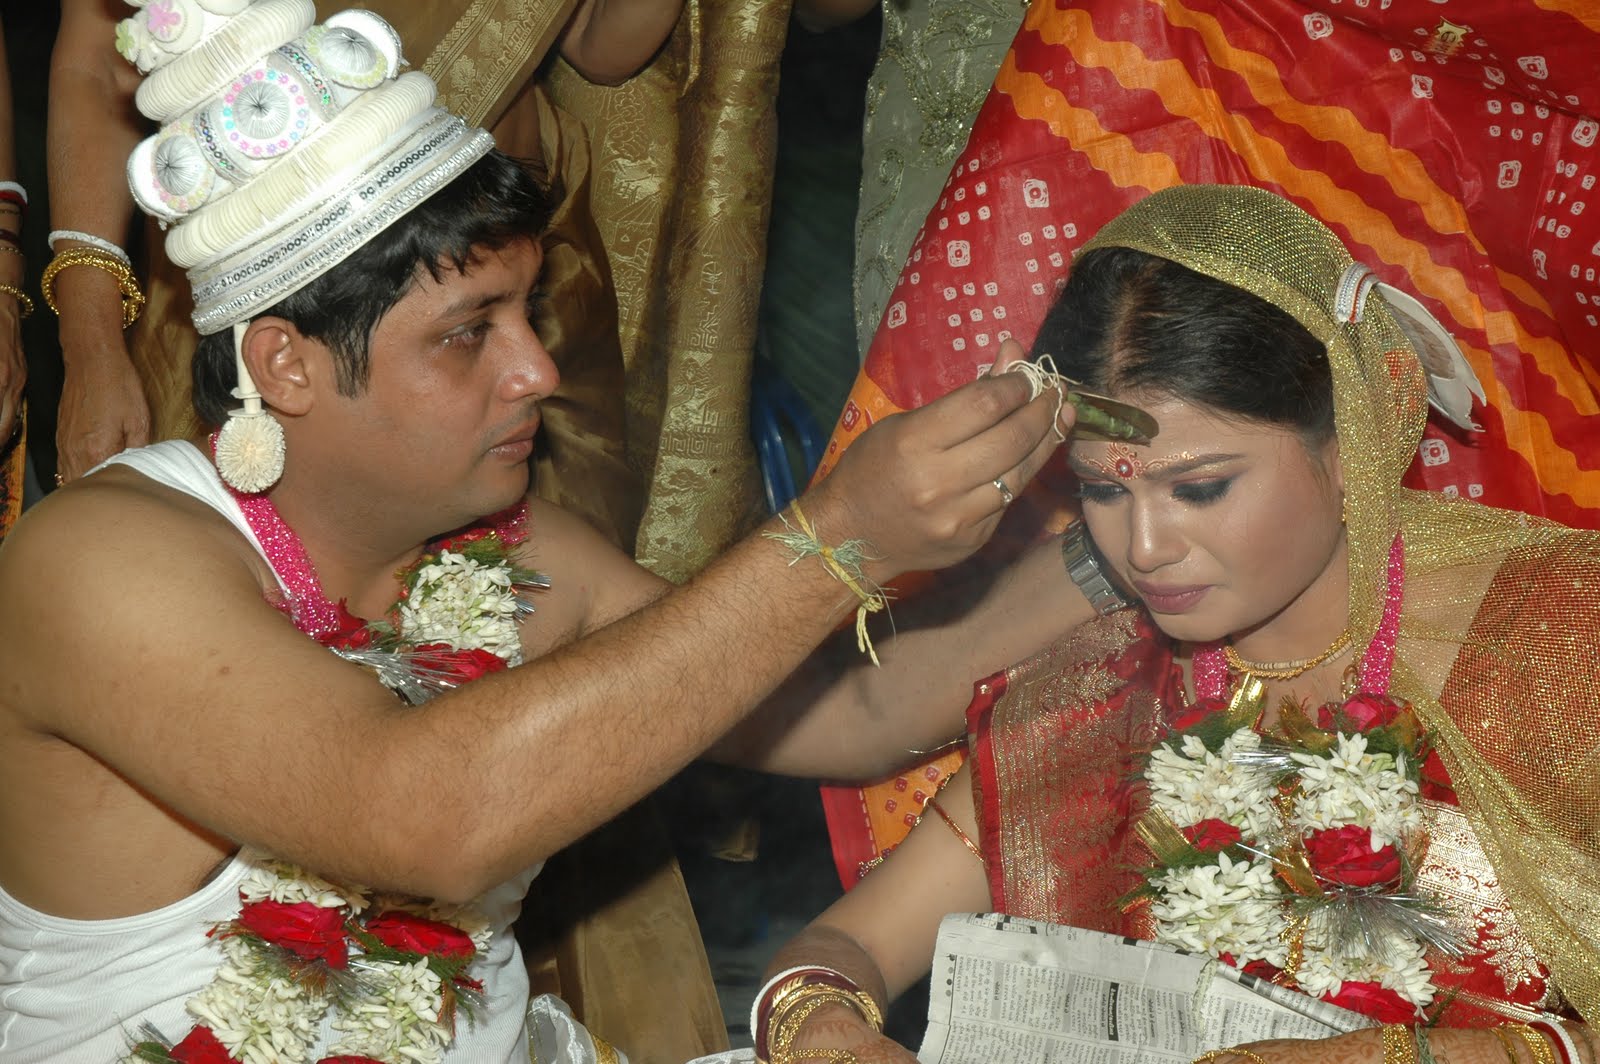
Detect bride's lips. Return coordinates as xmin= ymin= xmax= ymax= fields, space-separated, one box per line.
xmin=1133 ymin=581 xmax=1213 ymax=614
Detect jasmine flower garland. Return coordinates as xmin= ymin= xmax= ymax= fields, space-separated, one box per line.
xmin=1130 ymin=686 xmax=1461 ymax=1020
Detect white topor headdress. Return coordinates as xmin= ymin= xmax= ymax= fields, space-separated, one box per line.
xmin=120 ymin=0 xmax=494 ymax=337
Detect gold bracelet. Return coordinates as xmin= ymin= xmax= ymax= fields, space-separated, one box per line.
xmin=923 ymin=796 xmax=984 ymax=864
xmin=1493 ymin=1026 xmax=1526 ymax=1063
xmin=1192 ymin=1050 xmax=1274 ymax=1064
xmin=769 ymin=979 xmax=884 ymax=1035
xmin=1382 ymin=1025 xmax=1421 ymax=1064
xmin=0 ymin=242 xmax=22 ymax=257
xmin=40 ymin=247 xmax=145 ymax=327
xmin=0 ymin=282 xmax=32 ymax=318
xmin=768 ymin=990 xmax=868 ymax=1064
xmin=1513 ymin=1024 xmax=1560 ymax=1064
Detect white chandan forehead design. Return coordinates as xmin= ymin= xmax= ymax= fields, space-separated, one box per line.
xmin=119 ymin=0 xmax=492 ymax=334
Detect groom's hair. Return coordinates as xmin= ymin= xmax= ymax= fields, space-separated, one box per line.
xmin=190 ymin=150 xmax=554 ymax=426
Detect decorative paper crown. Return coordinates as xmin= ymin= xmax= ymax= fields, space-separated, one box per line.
xmin=119 ymin=0 xmax=493 ymax=335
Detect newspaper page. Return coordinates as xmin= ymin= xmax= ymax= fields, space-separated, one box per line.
xmin=919 ymin=914 xmax=1374 ymax=1064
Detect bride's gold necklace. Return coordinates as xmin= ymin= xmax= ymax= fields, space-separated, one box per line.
xmin=1223 ymin=629 xmax=1352 ymax=680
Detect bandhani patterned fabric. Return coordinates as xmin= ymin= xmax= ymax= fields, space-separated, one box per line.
xmin=820 ymin=0 xmax=1600 ymax=888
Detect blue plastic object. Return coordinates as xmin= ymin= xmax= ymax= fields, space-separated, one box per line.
xmin=750 ymin=359 xmax=826 ymax=515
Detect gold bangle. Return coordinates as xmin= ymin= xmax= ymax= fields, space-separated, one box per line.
xmin=0 ymin=282 xmax=32 ymax=318
xmin=0 ymin=242 xmax=22 ymax=257
xmin=768 ymin=990 xmax=868 ymax=1064
xmin=39 ymin=247 xmax=145 ymax=327
xmin=770 ymin=980 xmax=884 ymax=1034
xmin=923 ymin=796 xmax=984 ymax=864
xmin=1493 ymin=1026 xmax=1526 ymax=1063
xmin=1192 ymin=1051 xmax=1274 ymax=1064
xmin=1513 ymin=1025 xmax=1560 ymax=1064
xmin=1382 ymin=1025 xmax=1421 ymax=1064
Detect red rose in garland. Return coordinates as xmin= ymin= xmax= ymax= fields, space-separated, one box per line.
xmin=365 ymin=910 xmax=477 ymax=961
xmin=168 ymin=1025 xmax=234 ymax=1064
xmin=1317 ymin=692 xmax=1399 ymax=733
xmin=412 ymin=644 xmax=509 ymax=684
xmin=233 ymin=898 xmax=350 ymax=968
xmin=1305 ymin=825 xmax=1403 ymax=888
xmin=1181 ymin=818 xmax=1242 ymax=854
xmin=318 ymin=600 xmax=373 ymax=652
xmin=1322 ymin=980 xmax=1417 ymax=1024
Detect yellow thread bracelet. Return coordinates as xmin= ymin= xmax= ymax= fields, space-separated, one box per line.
xmin=764 ymin=500 xmax=889 ymax=666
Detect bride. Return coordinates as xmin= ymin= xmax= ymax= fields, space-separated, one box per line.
xmin=753 ymin=185 xmax=1600 ymax=1064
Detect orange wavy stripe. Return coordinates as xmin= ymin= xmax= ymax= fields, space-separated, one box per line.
xmin=1157 ymin=0 xmax=1555 ymax=324
xmin=1034 ymin=10 xmax=1600 ymax=418
xmin=1458 ymin=339 xmax=1600 ymax=506
xmin=993 ymin=54 xmax=1183 ymax=196
xmin=1531 ymin=0 xmax=1600 ymax=33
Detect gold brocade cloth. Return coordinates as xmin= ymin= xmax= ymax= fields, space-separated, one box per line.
xmin=973 ymin=187 xmax=1600 ymax=1021
xmin=544 ymin=0 xmax=780 ymax=581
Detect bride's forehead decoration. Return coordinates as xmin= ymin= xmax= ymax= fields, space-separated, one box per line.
xmin=1076 ymin=185 xmax=1429 ymax=649
xmin=117 ymin=0 xmax=493 ymax=335
xmin=1080 ymin=444 xmax=1203 ymax=482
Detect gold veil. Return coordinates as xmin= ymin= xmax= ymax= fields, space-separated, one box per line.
xmin=1075 ymin=185 xmax=1600 ymax=1019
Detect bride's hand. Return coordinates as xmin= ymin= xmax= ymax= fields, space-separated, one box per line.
xmin=785 ymin=1001 xmax=918 ymax=1063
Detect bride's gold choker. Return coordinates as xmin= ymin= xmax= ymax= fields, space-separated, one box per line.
xmin=1224 ymin=629 xmax=1352 ymax=680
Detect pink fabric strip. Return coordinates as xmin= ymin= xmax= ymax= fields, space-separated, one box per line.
xmin=1357 ymin=534 xmax=1406 ymax=696
xmin=231 ymin=488 xmax=349 ymax=639
xmin=1190 ymin=534 xmax=1404 ymax=701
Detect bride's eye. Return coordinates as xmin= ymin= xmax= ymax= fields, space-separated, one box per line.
xmin=1172 ymin=478 xmax=1232 ymax=505
xmin=1077 ymin=481 xmax=1124 ymax=504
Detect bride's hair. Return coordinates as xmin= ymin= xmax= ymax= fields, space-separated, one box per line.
xmin=1034 ymin=246 xmax=1335 ymax=445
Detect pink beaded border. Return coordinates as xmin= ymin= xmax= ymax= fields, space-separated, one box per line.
xmin=212 ymin=434 xmax=528 ymax=638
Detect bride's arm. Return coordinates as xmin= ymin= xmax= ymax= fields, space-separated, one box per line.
xmin=758 ymin=767 xmax=992 ymax=1060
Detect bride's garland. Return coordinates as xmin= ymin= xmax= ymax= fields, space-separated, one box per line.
xmin=1129 ymin=678 xmax=1468 ymax=1023
xmin=126 ymin=498 xmax=546 ymax=1064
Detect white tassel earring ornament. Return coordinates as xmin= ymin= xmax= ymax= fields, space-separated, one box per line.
xmin=215 ymin=320 xmax=286 ymax=493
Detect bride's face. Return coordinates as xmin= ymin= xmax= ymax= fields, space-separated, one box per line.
xmin=1070 ymin=395 xmax=1348 ymax=647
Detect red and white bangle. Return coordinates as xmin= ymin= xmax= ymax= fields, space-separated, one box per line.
xmin=750 ymin=965 xmax=883 ymax=1062
xmin=1530 ymin=1019 xmax=1583 ymax=1064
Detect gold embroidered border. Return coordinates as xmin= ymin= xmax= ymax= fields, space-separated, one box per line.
xmin=421 ymin=0 xmax=577 ymax=128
